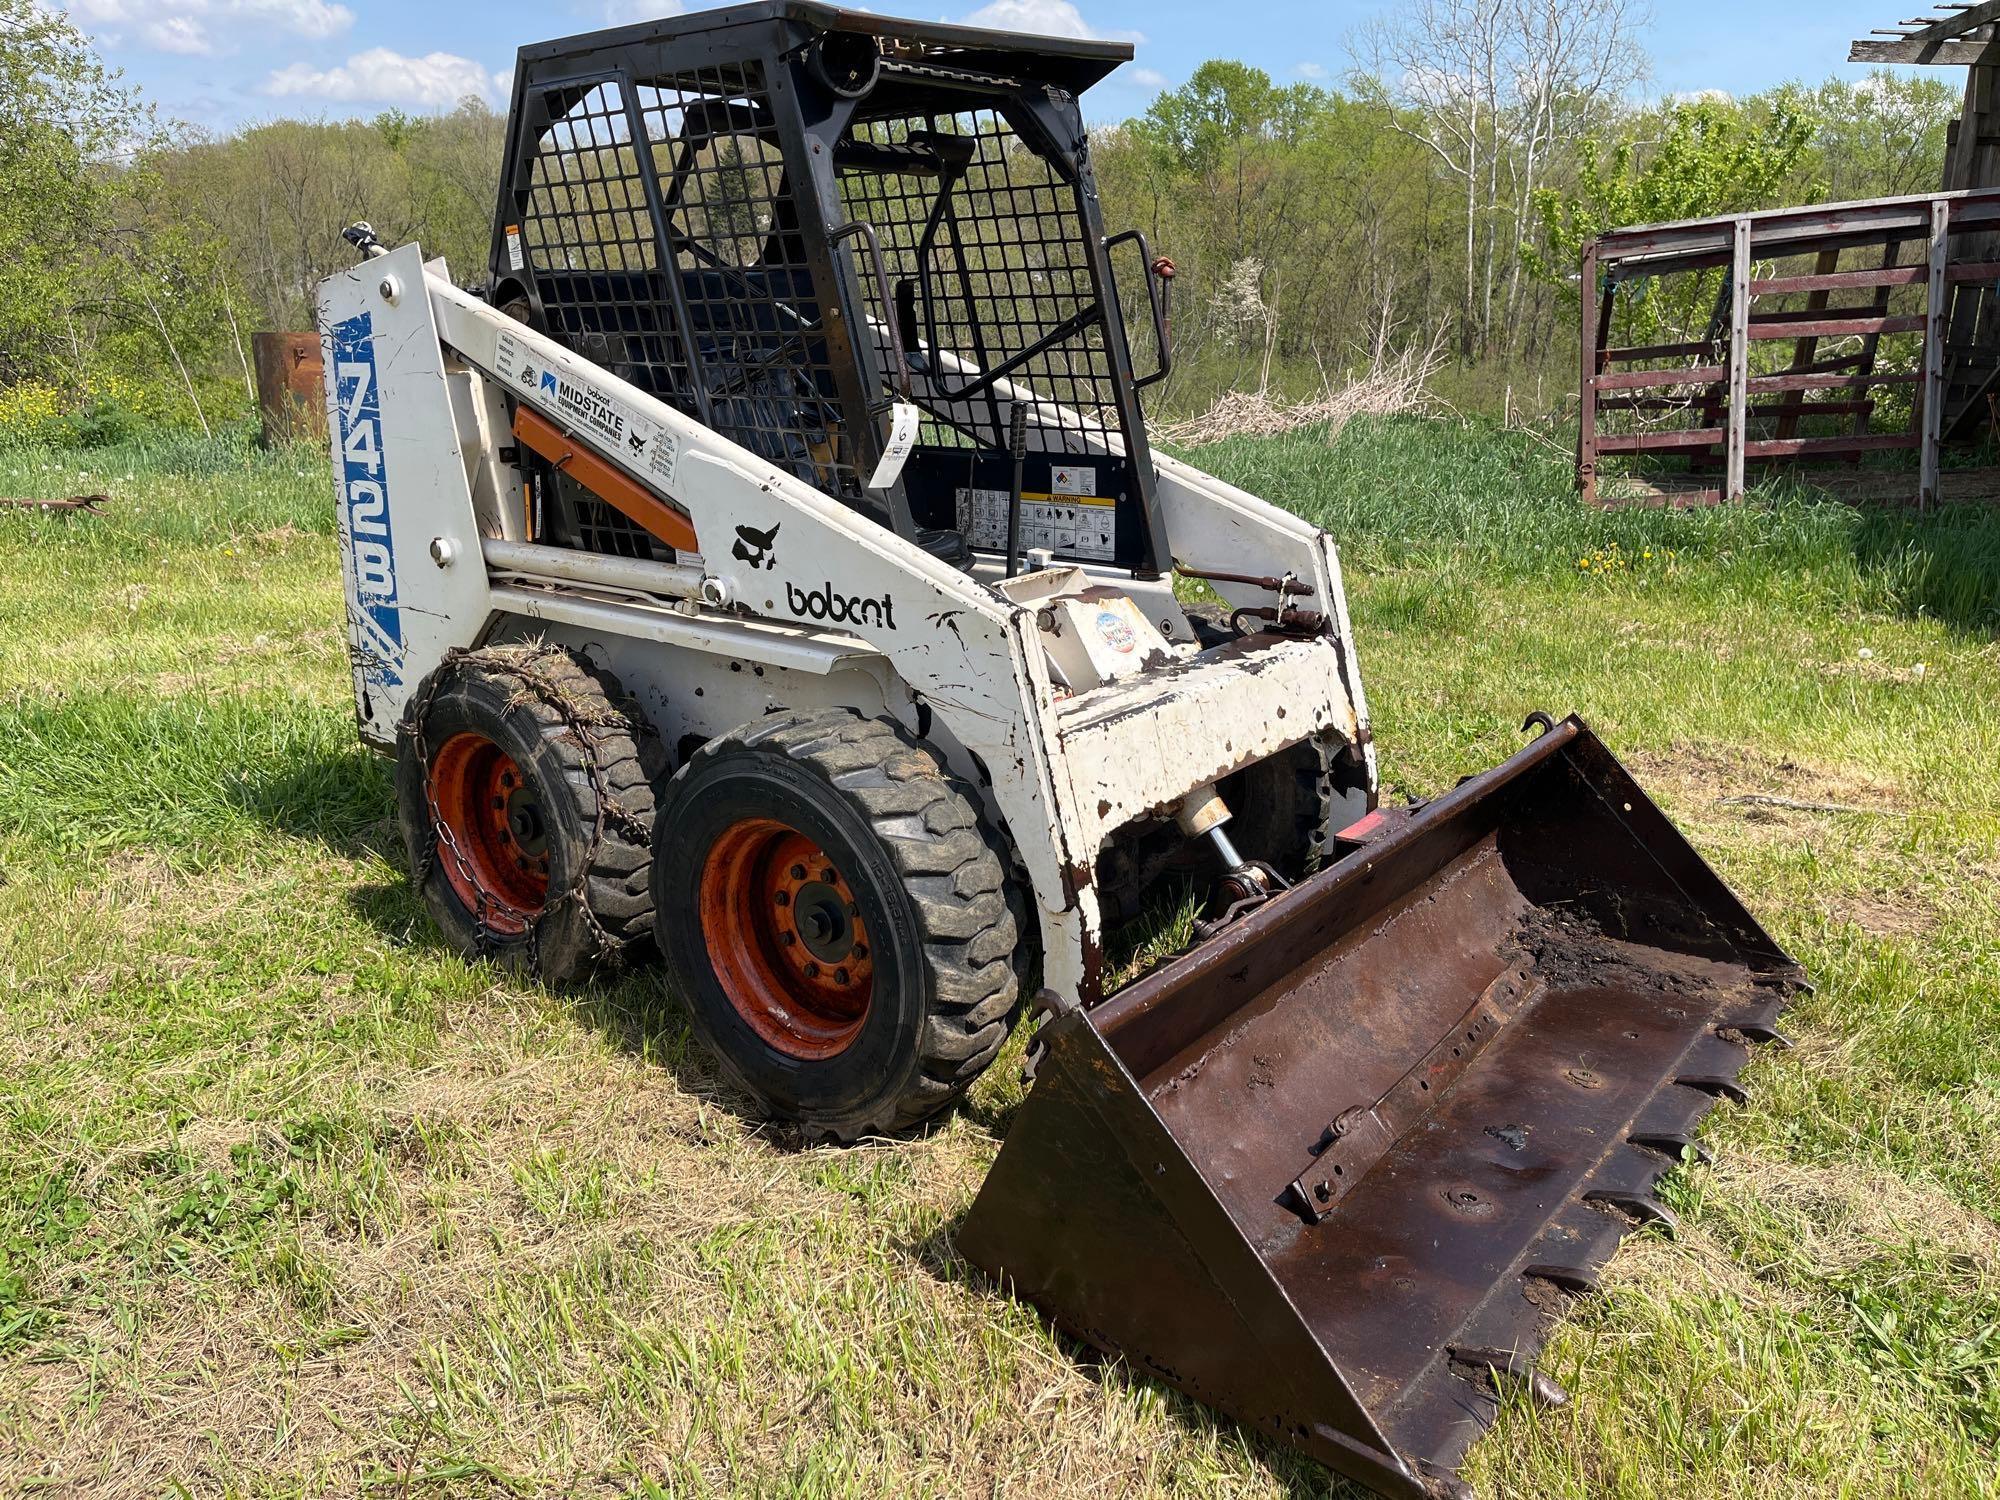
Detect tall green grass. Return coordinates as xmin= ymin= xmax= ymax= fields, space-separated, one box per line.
xmin=1184 ymin=416 xmax=2000 ymax=631
xmin=0 ymin=692 xmax=387 ymax=865
xmin=0 ymin=434 xmax=334 ymax=556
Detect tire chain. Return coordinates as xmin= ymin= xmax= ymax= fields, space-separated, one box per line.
xmin=401 ymin=642 xmax=656 ymax=973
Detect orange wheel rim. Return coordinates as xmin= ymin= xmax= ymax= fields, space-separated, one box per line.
xmin=699 ymin=817 xmax=875 ymax=1060
xmin=428 ymin=732 xmax=550 ymax=934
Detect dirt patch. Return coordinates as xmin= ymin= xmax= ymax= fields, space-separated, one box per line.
xmin=1627 ymin=741 xmax=1905 ymax=817
xmin=1816 ymin=655 xmax=1933 ymax=687
xmin=1611 ymin=1219 xmax=1814 ymax=1316
xmin=1725 ymin=1154 xmax=2000 ymax=1273
xmin=1818 ymin=887 xmax=1939 ymax=941
xmin=1512 ymin=904 xmax=1723 ymax=1001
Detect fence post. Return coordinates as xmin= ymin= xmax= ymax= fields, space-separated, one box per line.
xmin=1727 ymin=218 xmax=1752 ymax=502
xmin=1579 ymin=239 xmax=1601 ymax=505
xmin=1922 ymin=197 xmax=1951 ymax=511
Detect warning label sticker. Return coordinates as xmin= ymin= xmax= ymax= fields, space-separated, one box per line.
xmin=955 ymin=487 xmax=1116 ymax=561
xmin=1050 ymin=464 xmax=1096 ymax=497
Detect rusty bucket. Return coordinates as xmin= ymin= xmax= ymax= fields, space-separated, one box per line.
xmin=959 ymin=716 xmax=1802 ymax=1500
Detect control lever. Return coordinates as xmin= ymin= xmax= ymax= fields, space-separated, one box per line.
xmin=1004 ymin=404 xmax=1029 ymax=578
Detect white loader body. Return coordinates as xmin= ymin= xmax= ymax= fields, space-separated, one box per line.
xmin=320 ymin=244 xmax=1373 ymax=1005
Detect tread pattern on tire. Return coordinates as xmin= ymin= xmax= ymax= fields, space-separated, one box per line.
xmin=516 ymin=647 xmax=661 ymax=945
xmin=402 ymin=643 xmax=662 ymax=975
xmin=691 ymin=708 xmax=1020 ymax=1136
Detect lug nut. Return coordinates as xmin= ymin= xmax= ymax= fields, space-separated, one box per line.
xmin=790 ymin=863 xmax=807 ymax=881
xmin=803 ymin=961 xmax=820 ymax=978
xmin=834 ymin=967 xmax=849 ymax=985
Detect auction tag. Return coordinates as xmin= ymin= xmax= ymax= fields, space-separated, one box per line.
xmin=866 ymin=401 xmax=921 ymax=490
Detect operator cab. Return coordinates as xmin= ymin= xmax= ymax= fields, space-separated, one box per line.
xmin=487 ymin=1 xmax=1174 ymax=579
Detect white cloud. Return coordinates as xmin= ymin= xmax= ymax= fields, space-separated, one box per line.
xmin=265 ymin=47 xmax=499 ymax=108
xmin=64 ymin=0 xmax=354 ymax=54
xmin=143 ymin=16 xmax=211 ymax=53
xmin=601 ymin=0 xmax=685 ymax=20
xmin=249 ymin=0 xmax=351 ymax=38
xmin=959 ymin=0 xmax=1142 ymax=45
xmin=1128 ymin=66 xmax=1167 ymax=90
xmin=1665 ymin=87 xmax=1733 ymax=106
xmin=1295 ymin=62 xmax=1328 ymax=80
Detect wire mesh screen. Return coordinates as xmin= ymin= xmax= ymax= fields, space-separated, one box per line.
xmin=518 ymin=67 xmax=859 ymax=496
xmin=553 ymin=477 xmax=657 ymax=560
xmin=838 ymin=110 xmax=1121 ymax=455
xmin=521 ymin=83 xmax=655 ymax=275
xmin=519 ymin=82 xmax=691 ymax=397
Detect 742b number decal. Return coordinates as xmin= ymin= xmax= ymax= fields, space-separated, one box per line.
xmin=330 ymin=311 xmax=404 ymax=696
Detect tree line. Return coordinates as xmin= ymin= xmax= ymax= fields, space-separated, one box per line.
xmin=0 ymin=0 xmax=1960 ymax=441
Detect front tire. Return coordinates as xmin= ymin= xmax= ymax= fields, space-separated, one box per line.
xmin=653 ymin=709 xmax=1019 ymax=1140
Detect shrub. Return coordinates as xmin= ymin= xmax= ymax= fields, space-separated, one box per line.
xmin=0 ymin=382 xmax=69 ymax=448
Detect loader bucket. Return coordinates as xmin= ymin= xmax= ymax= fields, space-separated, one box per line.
xmin=959 ymin=716 xmax=1803 ymax=1500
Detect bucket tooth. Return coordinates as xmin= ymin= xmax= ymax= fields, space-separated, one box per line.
xmin=1629 ymin=1088 xmax=1719 ymax=1148
xmin=1716 ymin=1007 xmax=1792 ymax=1048
xmin=1528 ymin=1196 xmax=1635 ymax=1286
xmin=1674 ymin=1074 xmax=1751 ymax=1105
xmin=961 ymin=716 xmax=1799 ymax=1499
xmin=1448 ymin=1346 xmax=1569 ymax=1409
xmin=1521 ymin=1262 xmax=1601 ymax=1294
xmin=1629 ymin=1130 xmax=1712 ymax=1165
xmin=1583 ymin=1188 xmax=1679 ymax=1231
xmin=1586 ymin=1140 xmax=1688 ymax=1204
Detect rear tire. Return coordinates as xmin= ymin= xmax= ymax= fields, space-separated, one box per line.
xmin=395 ymin=645 xmax=662 ymax=983
xmin=653 ymin=709 xmax=1019 ymax=1140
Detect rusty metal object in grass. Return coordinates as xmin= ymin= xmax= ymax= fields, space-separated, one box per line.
xmin=960 ymin=716 xmax=1803 ymax=1500
xmin=1719 ymin=793 xmax=1906 ymax=818
xmin=0 ymin=493 xmax=109 ymax=515
xmin=254 ymin=330 xmax=327 ymax=446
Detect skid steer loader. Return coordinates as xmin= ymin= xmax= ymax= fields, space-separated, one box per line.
xmin=316 ymin=6 xmax=1802 ymax=1494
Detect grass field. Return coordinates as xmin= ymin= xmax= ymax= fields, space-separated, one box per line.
xmin=0 ymin=420 xmax=1995 ymax=1499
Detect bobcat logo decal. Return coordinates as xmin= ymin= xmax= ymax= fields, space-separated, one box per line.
xmin=732 ymin=522 xmax=780 ymax=571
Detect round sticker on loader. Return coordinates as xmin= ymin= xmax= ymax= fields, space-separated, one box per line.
xmin=1095 ymin=610 xmax=1137 ymax=654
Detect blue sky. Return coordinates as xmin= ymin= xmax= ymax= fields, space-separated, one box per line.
xmin=57 ymin=0 xmax=1936 ymax=135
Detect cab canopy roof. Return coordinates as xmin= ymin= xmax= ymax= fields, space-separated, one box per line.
xmin=513 ymin=1 xmax=1134 ymax=96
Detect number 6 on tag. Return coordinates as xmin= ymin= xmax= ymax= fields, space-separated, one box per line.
xmin=867 ymin=401 xmax=921 ymax=490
